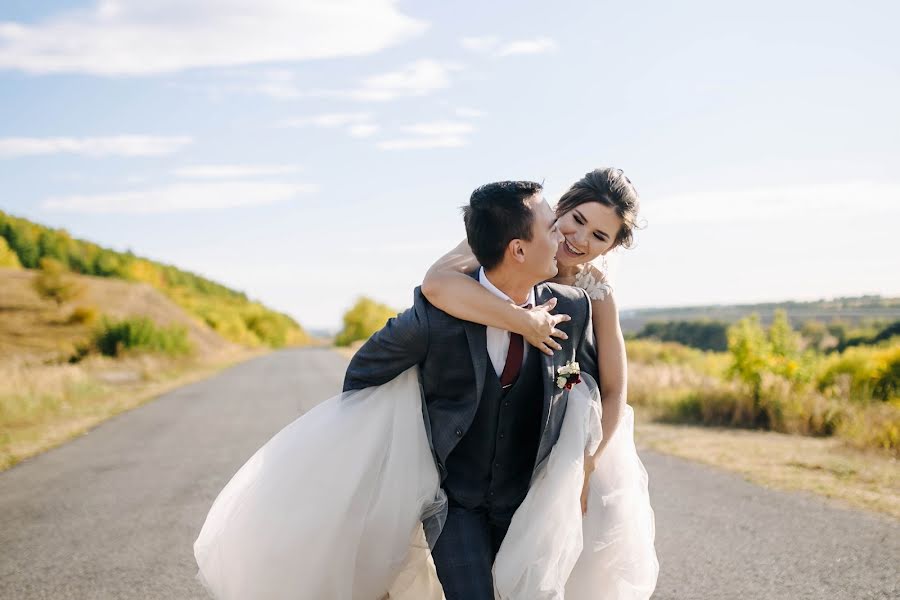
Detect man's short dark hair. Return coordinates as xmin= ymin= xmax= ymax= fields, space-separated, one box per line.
xmin=462 ymin=180 xmax=543 ymax=270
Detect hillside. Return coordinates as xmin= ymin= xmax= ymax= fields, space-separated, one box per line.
xmin=0 ymin=210 xmax=309 ymax=348
xmin=619 ymin=295 xmax=900 ymax=334
xmin=0 ymin=267 xmax=235 ymax=363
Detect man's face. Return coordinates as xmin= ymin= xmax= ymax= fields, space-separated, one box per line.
xmin=522 ymin=194 xmax=563 ymax=282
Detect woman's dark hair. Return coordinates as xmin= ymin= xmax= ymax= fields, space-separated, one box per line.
xmin=463 ymin=180 xmax=543 ymax=270
xmin=556 ymin=168 xmax=641 ymax=249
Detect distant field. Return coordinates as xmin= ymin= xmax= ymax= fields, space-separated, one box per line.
xmin=620 ymin=295 xmax=900 ymax=334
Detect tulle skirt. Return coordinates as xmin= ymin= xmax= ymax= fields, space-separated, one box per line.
xmin=194 ymin=367 xmax=658 ymax=599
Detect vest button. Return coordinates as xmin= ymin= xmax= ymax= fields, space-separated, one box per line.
xmin=499 ymin=432 xmax=505 ymax=439
xmin=494 ymin=462 xmax=501 ymax=469
xmin=455 ymin=428 xmax=462 ymax=437
xmin=503 ymin=401 xmax=510 ymax=407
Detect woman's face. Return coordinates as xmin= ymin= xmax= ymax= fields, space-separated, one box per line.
xmin=555 ymin=201 xmax=623 ymax=267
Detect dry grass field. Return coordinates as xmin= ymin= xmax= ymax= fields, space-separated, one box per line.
xmin=0 ymin=267 xmax=236 ymax=362
xmin=0 ymin=267 xmax=261 ymax=470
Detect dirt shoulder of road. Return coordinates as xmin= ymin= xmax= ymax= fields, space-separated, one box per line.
xmin=634 ymin=418 xmax=899 ymax=519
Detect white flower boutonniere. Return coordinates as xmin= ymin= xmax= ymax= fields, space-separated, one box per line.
xmin=556 ymin=360 xmax=581 ymax=390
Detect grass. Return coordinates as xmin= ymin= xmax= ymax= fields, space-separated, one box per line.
xmin=634 ymin=417 xmax=900 ymax=519
xmin=0 ymin=348 xmax=265 ymax=471
xmin=625 ymin=339 xmax=899 ymax=519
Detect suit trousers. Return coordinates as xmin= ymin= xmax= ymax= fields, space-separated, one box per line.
xmin=430 ymin=501 xmax=517 ymax=600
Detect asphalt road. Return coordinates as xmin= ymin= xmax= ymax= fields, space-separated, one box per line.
xmin=1 ymin=348 xmax=897 ymax=599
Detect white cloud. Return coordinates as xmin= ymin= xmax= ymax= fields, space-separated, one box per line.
xmin=42 ymin=181 xmax=317 ymax=214
xmin=461 ymin=35 xmax=557 ymax=57
xmin=455 ymin=107 xmax=486 ymax=118
xmin=347 ymin=124 xmax=380 ymax=138
xmin=173 ymin=164 xmax=303 ymax=178
xmin=339 ymin=59 xmax=459 ymax=102
xmin=279 ymin=113 xmax=373 ymax=128
xmin=249 ymin=69 xmax=305 ymax=99
xmin=496 ymin=37 xmax=558 ymax=57
xmin=461 ymin=36 xmax=500 ymax=53
xmin=0 ymin=135 xmax=191 ymax=158
xmin=402 ymin=121 xmax=475 ymax=136
xmin=377 ymin=120 xmax=475 ymax=150
xmin=377 ymin=136 xmax=468 ymax=150
xmin=0 ymin=0 xmax=427 ymax=76
xmin=647 ymin=181 xmax=900 ymax=225
xmin=279 ymin=111 xmax=380 ymax=139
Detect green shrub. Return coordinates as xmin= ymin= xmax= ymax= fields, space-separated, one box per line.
xmin=92 ymin=317 xmax=192 ymax=357
xmin=817 ymin=344 xmax=900 ymax=403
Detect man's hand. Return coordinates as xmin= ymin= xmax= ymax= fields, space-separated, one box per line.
xmin=523 ymin=298 xmax=570 ymax=356
xmin=581 ymin=451 xmax=597 ymax=515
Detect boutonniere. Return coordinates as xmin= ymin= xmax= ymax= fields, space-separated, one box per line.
xmin=555 ymin=361 xmax=581 ymax=390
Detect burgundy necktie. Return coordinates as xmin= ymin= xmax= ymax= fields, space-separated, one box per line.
xmin=499 ymin=303 xmax=531 ymax=388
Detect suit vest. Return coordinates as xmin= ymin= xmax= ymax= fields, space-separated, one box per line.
xmin=443 ymin=346 xmax=543 ymax=510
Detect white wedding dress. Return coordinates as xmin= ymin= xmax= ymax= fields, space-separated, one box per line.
xmin=194 ymin=366 xmax=658 ymax=599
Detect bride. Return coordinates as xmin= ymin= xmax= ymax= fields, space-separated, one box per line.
xmin=193 ymin=168 xmax=658 ymax=599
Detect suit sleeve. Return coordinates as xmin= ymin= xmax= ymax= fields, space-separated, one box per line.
xmin=342 ymin=287 xmax=430 ymax=392
xmin=574 ymin=289 xmax=599 ymax=390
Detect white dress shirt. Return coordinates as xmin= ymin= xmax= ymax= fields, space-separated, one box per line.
xmin=478 ymin=267 xmax=536 ymax=377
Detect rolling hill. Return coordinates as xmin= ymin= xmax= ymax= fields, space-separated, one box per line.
xmin=619 ymin=295 xmax=900 ymax=334
xmin=0 ymin=210 xmax=309 ymax=351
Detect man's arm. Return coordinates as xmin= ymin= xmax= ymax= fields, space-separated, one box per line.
xmin=342 ymin=287 xmax=430 ymax=392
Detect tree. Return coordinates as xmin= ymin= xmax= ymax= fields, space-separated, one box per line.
xmin=727 ymin=313 xmax=770 ymax=400
xmin=0 ymin=237 xmax=22 ymax=268
xmin=32 ymin=257 xmax=85 ymax=307
xmin=335 ymin=297 xmax=397 ymax=346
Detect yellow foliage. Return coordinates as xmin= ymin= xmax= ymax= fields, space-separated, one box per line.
xmin=335 ymin=297 xmax=397 ymax=347
xmin=0 ymin=238 xmax=21 ymax=269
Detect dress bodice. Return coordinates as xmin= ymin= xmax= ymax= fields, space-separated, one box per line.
xmin=573 ymin=267 xmax=613 ymax=301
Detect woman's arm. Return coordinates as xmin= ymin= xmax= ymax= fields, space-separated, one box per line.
xmin=422 ymin=239 xmax=569 ymax=355
xmin=586 ymin=291 xmax=628 ymax=466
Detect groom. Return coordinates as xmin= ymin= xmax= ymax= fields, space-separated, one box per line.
xmin=343 ymin=180 xmax=598 ymax=599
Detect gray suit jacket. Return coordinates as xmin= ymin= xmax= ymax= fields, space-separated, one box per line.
xmin=343 ymin=271 xmax=598 ymax=480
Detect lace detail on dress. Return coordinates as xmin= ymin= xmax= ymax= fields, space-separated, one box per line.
xmin=573 ymin=267 xmax=613 ymax=301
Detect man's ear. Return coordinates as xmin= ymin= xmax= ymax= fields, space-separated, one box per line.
xmin=507 ymin=239 xmax=526 ymax=264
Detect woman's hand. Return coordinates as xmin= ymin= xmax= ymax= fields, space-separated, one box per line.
xmin=520 ymin=298 xmax=570 ymax=355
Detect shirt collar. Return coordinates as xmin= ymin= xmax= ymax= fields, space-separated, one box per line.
xmin=478 ymin=267 xmax=536 ymax=308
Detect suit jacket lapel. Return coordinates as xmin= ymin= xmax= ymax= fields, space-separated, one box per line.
xmin=535 ymin=283 xmax=559 ymax=433
xmin=463 ymin=320 xmax=488 ymax=405
xmin=461 ymin=268 xmax=489 ymax=403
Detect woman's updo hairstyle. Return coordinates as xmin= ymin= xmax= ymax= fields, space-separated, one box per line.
xmin=556 ymin=167 xmax=642 ymax=249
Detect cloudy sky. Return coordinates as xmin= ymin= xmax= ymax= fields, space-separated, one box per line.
xmin=1 ymin=0 xmax=898 ymax=331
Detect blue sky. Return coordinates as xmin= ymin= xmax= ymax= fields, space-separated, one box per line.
xmin=1 ymin=0 xmax=898 ymax=331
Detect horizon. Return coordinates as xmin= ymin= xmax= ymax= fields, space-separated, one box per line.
xmin=2 ymin=1 xmax=898 ymax=330
xmin=5 ymin=204 xmax=898 ymax=329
